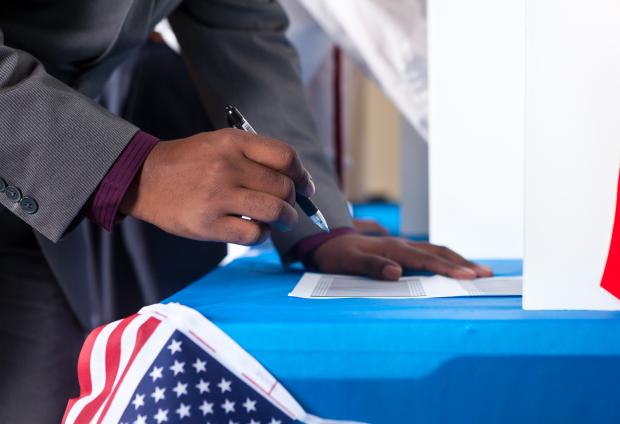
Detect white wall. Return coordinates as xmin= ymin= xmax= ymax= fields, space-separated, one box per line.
xmin=427 ymin=0 xmax=525 ymax=259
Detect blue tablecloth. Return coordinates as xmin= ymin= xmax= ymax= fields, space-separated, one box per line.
xmin=167 ymin=204 xmax=620 ymax=424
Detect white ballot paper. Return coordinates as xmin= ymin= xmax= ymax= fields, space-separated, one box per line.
xmin=290 ymin=273 xmax=522 ymax=299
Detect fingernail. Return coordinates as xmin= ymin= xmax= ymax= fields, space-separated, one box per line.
xmin=382 ymin=264 xmax=402 ymax=280
xmin=476 ymin=265 xmax=494 ymax=276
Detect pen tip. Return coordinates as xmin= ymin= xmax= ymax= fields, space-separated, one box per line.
xmin=311 ymin=211 xmax=330 ymax=233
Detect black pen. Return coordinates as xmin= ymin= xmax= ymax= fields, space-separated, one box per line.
xmin=225 ymin=105 xmax=330 ymax=233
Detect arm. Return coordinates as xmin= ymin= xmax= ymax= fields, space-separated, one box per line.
xmin=0 ymin=29 xmax=139 ymax=242
xmin=168 ymin=0 xmax=354 ymax=258
xmin=166 ymin=1 xmax=493 ymax=280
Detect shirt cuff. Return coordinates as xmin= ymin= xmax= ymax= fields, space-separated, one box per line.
xmin=85 ymin=131 xmax=159 ymax=231
xmin=289 ymin=227 xmax=357 ymax=268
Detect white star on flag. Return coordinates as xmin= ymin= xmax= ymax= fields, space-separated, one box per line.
xmin=221 ymin=399 xmax=235 ymax=414
xmin=195 ymin=378 xmax=210 ymax=394
xmin=175 ymin=403 xmax=191 ymax=419
xmin=249 ymin=420 xmax=261 ymax=424
xmin=133 ymin=414 xmax=147 ymax=424
xmin=166 ymin=339 xmax=182 ymax=355
xmin=151 ymin=386 xmax=166 ymax=403
xmin=192 ymin=357 xmax=207 ymax=373
xmin=131 ymin=393 xmax=145 ymax=410
xmin=268 ymin=419 xmax=282 ymax=424
xmin=217 ymin=377 xmax=232 ymax=393
xmin=172 ymin=381 xmax=188 ymax=397
xmin=149 ymin=366 xmax=163 ymax=382
xmin=242 ymin=398 xmax=257 ymax=413
xmin=169 ymin=360 xmax=185 ymax=376
xmin=153 ymin=408 xmax=169 ymax=423
xmin=198 ymin=400 xmax=214 ymax=416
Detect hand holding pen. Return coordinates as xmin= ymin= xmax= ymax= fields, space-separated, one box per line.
xmin=120 ymin=126 xmax=319 ymax=245
xmin=225 ymin=105 xmax=330 ymax=232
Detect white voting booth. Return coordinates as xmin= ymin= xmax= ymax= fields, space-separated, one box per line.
xmin=427 ymin=0 xmax=525 ymax=259
xmin=278 ymin=1 xmax=619 ymax=310
xmin=427 ymin=0 xmax=620 ymax=310
xmin=523 ymin=0 xmax=620 ymax=310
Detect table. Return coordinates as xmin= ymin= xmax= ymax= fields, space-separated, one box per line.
xmin=167 ymin=204 xmax=620 ymax=424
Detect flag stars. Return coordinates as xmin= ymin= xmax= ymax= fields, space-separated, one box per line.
xmin=192 ymin=357 xmax=207 ymax=373
xmin=175 ymin=402 xmax=191 ymax=419
xmin=172 ymin=381 xmax=188 ymax=397
xmin=249 ymin=420 xmax=261 ymax=424
xmin=153 ymin=408 xmax=169 ymax=423
xmin=198 ymin=400 xmax=214 ymax=416
xmin=149 ymin=365 xmax=163 ymax=382
xmin=228 ymin=420 xmax=239 ymax=424
xmin=221 ymin=398 xmax=235 ymax=414
xmin=151 ymin=386 xmax=166 ymax=403
xmin=133 ymin=415 xmax=147 ymax=424
xmin=131 ymin=393 xmax=145 ymax=410
xmin=217 ymin=377 xmax=232 ymax=393
xmin=268 ymin=419 xmax=282 ymax=424
xmin=242 ymin=397 xmax=257 ymax=413
xmin=169 ymin=360 xmax=185 ymax=376
xmin=195 ymin=378 xmax=210 ymax=394
xmin=166 ymin=339 xmax=182 ymax=355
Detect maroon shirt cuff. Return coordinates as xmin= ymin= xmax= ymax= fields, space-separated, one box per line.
xmin=85 ymin=131 xmax=159 ymax=231
xmin=289 ymin=227 xmax=357 ymax=268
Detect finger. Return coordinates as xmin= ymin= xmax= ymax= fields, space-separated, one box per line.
xmin=237 ymin=131 xmax=315 ymax=197
xmin=387 ymin=244 xmax=478 ymax=279
xmin=239 ymin=160 xmax=296 ymax=206
xmin=211 ymin=216 xmax=270 ymax=246
xmin=225 ymin=188 xmax=299 ymax=232
xmin=410 ymin=243 xmax=493 ymax=277
xmin=332 ymin=250 xmax=403 ymax=281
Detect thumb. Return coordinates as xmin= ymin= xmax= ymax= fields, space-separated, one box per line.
xmin=352 ymin=252 xmax=403 ymax=281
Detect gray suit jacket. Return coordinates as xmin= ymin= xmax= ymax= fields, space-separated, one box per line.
xmin=0 ymin=0 xmax=352 ymax=328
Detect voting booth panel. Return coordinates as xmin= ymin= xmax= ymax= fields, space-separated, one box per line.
xmin=523 ymin=0 xmax=620 ymax=310
xmin=427 ymin=0 xmax=525 ymax=259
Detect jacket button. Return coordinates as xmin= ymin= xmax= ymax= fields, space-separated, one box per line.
xmin=0 ymin=178 xmax=6 ymax=193
xmin=5 ymin=186 xmax=22 ymax=203
xmin=20 ymin=197 xmax=38 ymax=214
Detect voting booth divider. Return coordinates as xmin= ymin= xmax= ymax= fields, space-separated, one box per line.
xmin=523 ymin=0 xmax=620 ymax=310
xmin=426 ymin=0 xmax=620 ymax=310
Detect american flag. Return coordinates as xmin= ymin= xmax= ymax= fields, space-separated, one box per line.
xmin=63 ymin=303 xmax=361 ymax=424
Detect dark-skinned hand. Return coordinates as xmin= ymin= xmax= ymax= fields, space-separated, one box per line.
xmin=121 ymin=129 xmax=314 ymax=245
xmin=312 ymin=234 xmax=494 ymax=281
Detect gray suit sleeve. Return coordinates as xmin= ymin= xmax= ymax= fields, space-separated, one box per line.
xmin=169 ymin=0 xmax=353 ymax=259
xmin=0 ymin=30 xmax=139 ymax=242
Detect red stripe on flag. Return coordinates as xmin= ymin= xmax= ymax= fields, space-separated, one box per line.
xmin=73 ymin=314 xmax=139 ymax=423
xmin=601 ymin=168 xmax=620 ymax=299
xmin=62 ymin=325 xmax=106 ymax=424
xmin=96 ymin=317 xmax=161 ymax=423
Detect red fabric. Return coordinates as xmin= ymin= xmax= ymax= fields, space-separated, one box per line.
xmin=95 ymin=317 xmax=161 ymax=423
xmin=601 ymin=168 xmax=620 ymax=299
xmin=62 ymin=315 xmax=162 ymax=424
xmin=73 ymin=314 xmax=140 ymax=423
xmin=62 ymin=325 xmax=105 ymax=424
xmin=85 ymin=131 xmax=159 ymax=231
